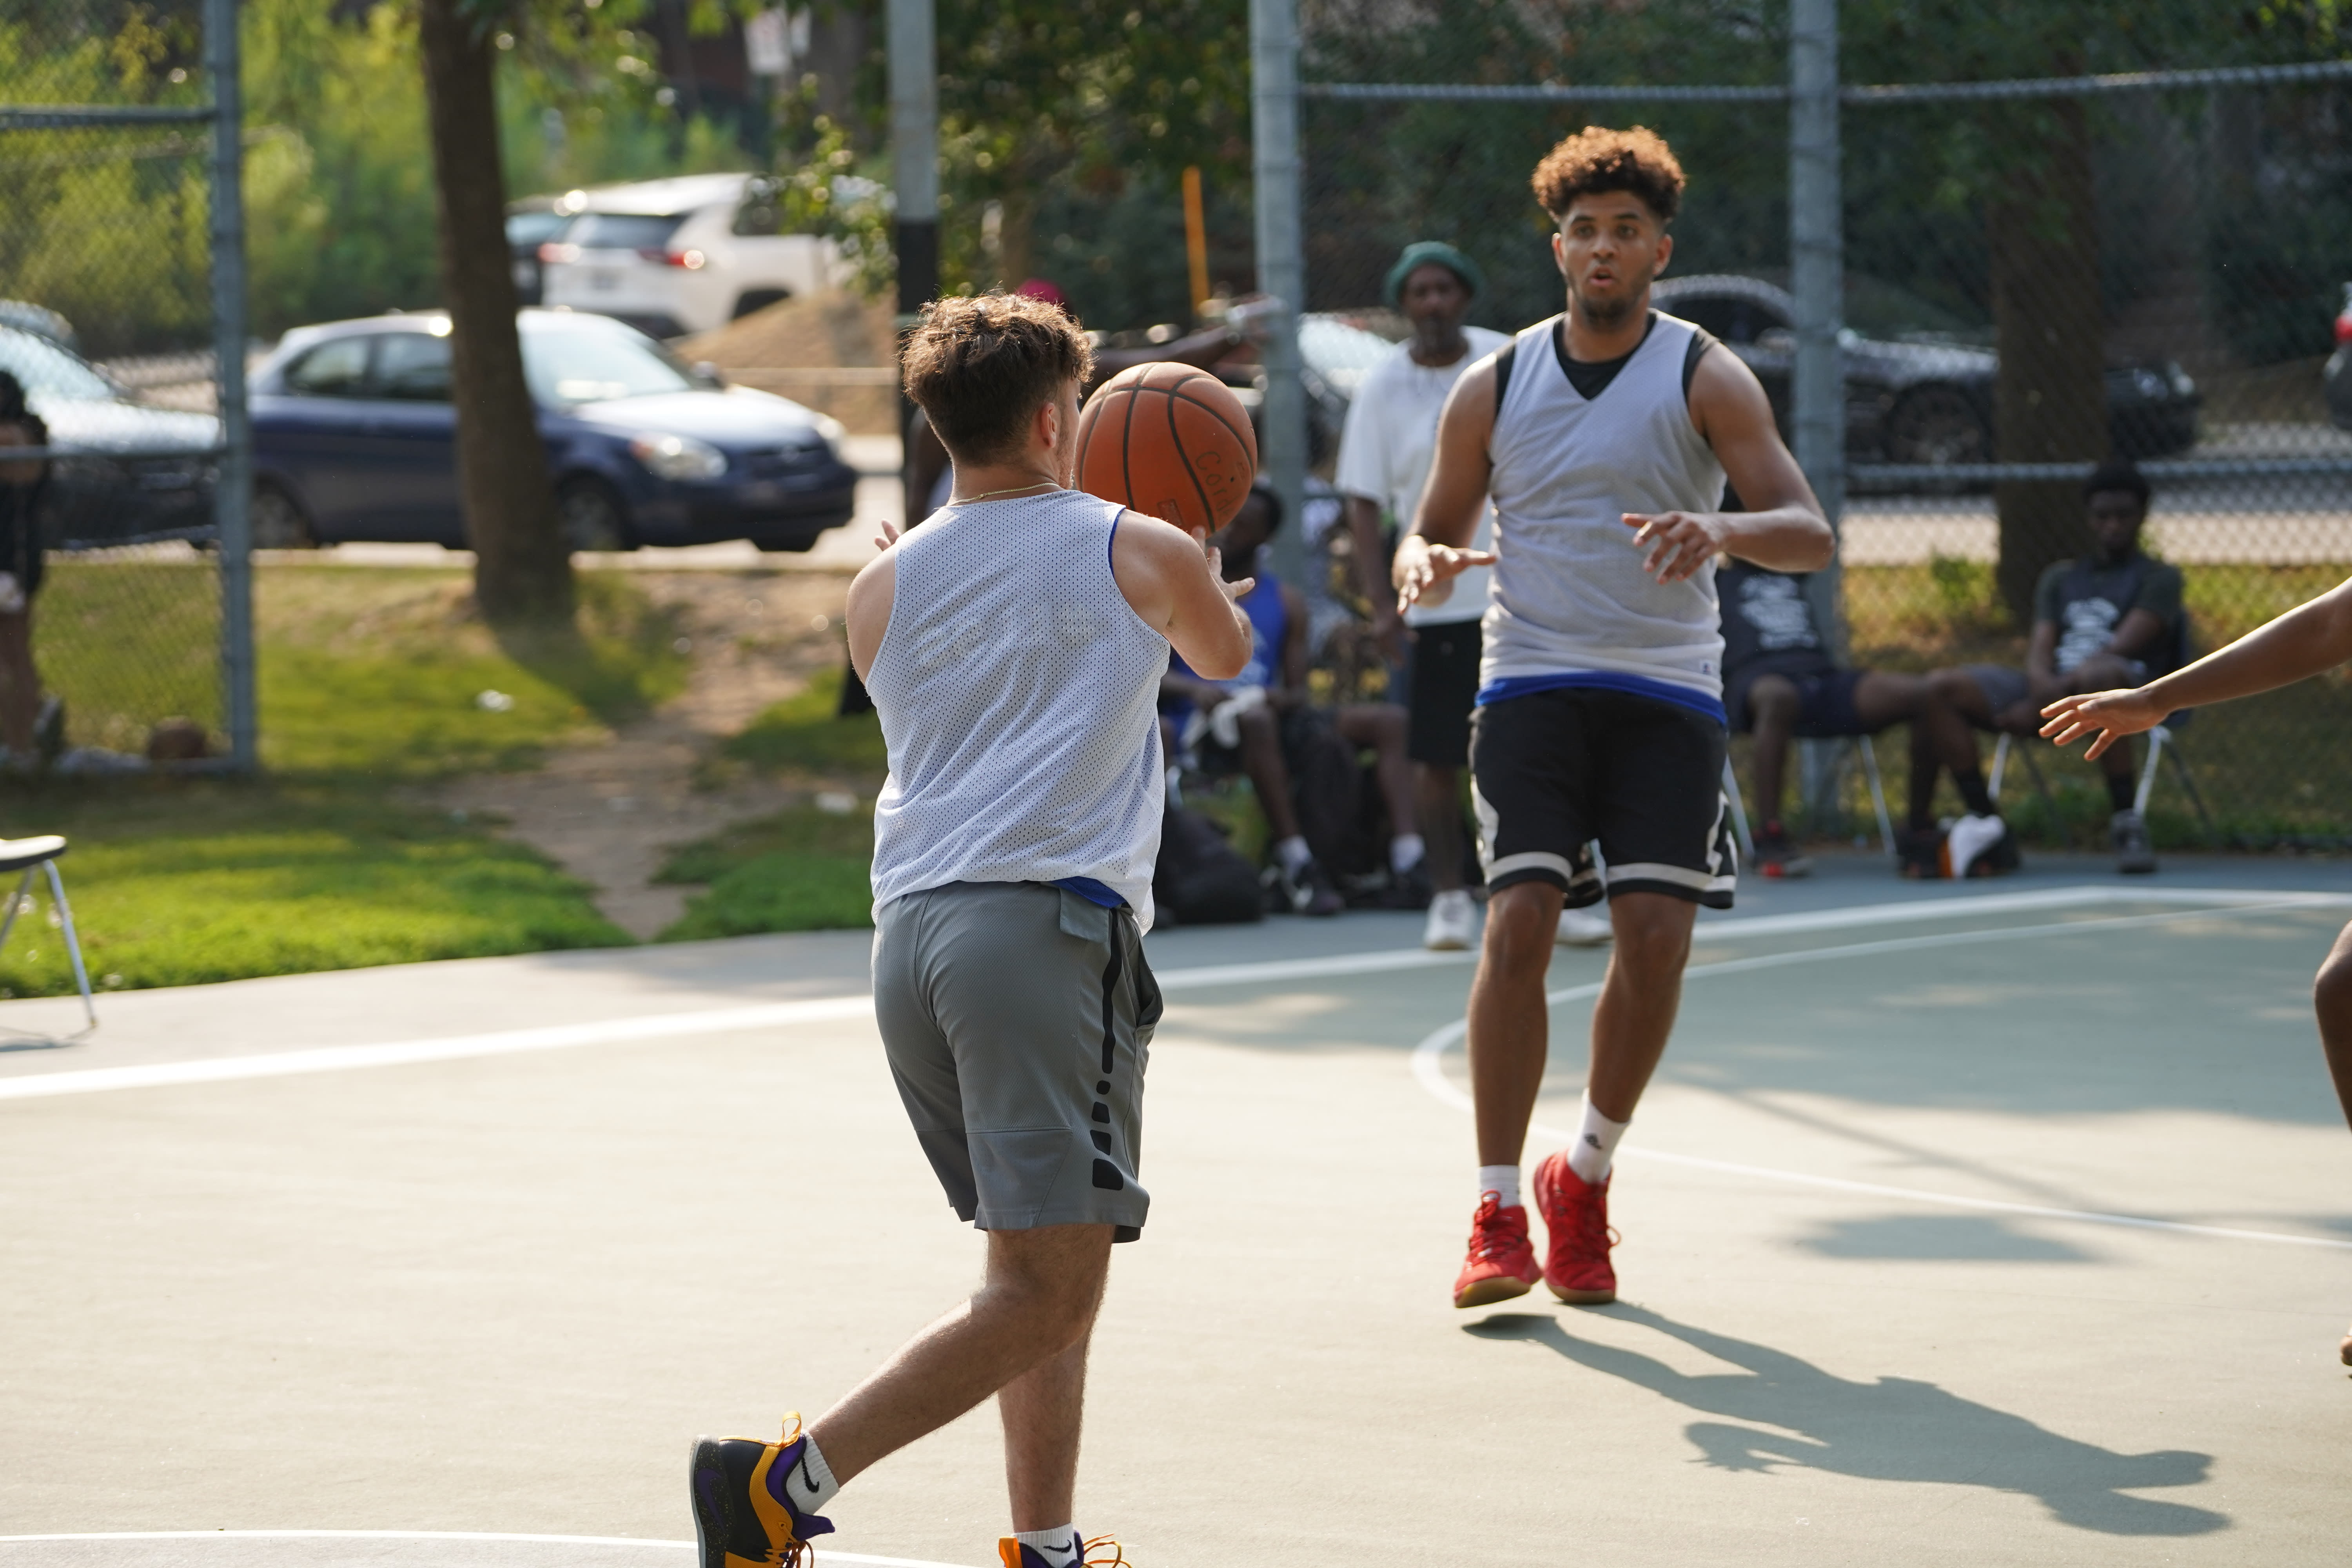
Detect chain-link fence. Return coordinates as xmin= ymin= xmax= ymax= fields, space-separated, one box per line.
xmin=1292 ymin=13 xmax=2352 ymax=849
xmin=0 ymin=0 xmax=250 ymax=775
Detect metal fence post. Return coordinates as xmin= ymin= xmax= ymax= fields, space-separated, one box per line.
xmin=1788 ymin=0 xmax=1845 ymax=829
xmin=888 ymin=0 xmax=938 ymax=336
xmin=1250 ymin=0 xmax=1307 ymax=588
xmin=205 ymin=0 xmax=254 ymax=772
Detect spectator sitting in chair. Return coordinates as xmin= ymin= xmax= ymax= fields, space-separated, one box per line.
xmin=1922 ymin=462 xmax=2181 ymax=874
xmin=1720 ymin=561 xmax=2007 ymax=877
xmin=1162 ymin=483 xmax=1421 ymax=916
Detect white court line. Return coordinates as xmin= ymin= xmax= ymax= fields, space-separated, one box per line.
xmin=0 ymin=885 xmax=2344 ymax=1105
xmin=1410 ymin=898 xmax=2352 ymax=1253
xmin=0 ymin=1533 xmax=969 ymax=1568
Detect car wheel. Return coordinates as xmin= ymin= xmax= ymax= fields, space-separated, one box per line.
xmin=557 ymin=477 xmax=633 ymax=553
xmin=251 ymin=483 xmax=316 ymax=549
xmin=1885 ymin=385 xmax=1989 ymax=467
xmin=731 ymin=289 xmax=791 ymax=320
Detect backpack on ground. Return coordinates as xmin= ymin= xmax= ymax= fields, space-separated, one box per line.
xmin=1153 ymin=803 xmax=1264 ymax=926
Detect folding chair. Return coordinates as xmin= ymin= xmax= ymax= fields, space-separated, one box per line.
xmin=1721 ymin=734 xmax=1896 ymax=863
xmin=0 ymin=835 xmax=96 ymax=1039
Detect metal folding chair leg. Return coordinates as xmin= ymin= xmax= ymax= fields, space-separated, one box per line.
xmin=0 ymin=859 xmax=96 ymax=1038
xmin=1720 ymin=755 xmax=1756 ymax=863
xmin=1853 ymin=735 xmax=1896 ymax=855
xmin=2136 ymin=724 xmax=2220 ymax=845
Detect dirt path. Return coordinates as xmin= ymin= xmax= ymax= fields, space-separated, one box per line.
xmin=430 ymin=570 xmax=857 ymax=940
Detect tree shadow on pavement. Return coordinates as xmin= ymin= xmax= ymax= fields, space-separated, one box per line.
xmin=1466 ymin=1305 xmax=2223 ymax=1536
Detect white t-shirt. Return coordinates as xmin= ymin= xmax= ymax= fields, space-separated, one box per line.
xmin=1334 ymin=326 xmax=1512 ymax=626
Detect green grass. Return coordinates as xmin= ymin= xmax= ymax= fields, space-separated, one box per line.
xmin=41 ymin=556 xmax=223 ymax=754
xmin=0 ymin=780 xmax=627 ymax=998
xmin=721 ymin=665 xmax=887 ymax=777
xmin=654 ymin=805 xmax=876 ymax=940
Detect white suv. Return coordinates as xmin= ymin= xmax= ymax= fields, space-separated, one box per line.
xmin=538 ymin=172 xmax=846 ymax=339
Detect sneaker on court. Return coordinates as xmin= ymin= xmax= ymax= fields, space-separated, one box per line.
xmin=2111 ymin=808 xmax=2157 ymax=875
xmin=1424 ymin=888 xmax=1477 ymax=951
xmin=1753 ymin=820 xmax=1813 ymax=879
xmin=1940 ymin=812 xmax=2015 ymax=879
xmin=1383 ymin=858 xmax=1435 ymax=911
xmin=1276 ymin=855 xmax=1344 ymax=917
xmin=1453 ymin=1192 xmax=1541 ymax=1308
xmin=1555 ymin=905 xmax=1613 ymax=946
xmin=999 ymin=1535 xmax=1130 ymax=1567
xmin=690 ymin=1415 xmax=834 ymax=1568
xmin=1532 ymin=1150 xmax=1617 ymax=1305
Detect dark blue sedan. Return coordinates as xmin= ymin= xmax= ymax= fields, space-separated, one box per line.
xmin=250 ymin=309 xmax=859 ymax=552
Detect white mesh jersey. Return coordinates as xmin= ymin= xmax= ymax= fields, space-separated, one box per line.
xmin=866 ymin=488 xmax=1168 ymax=927
xmin=1481 ymin=310 xmax=1729 ymax=707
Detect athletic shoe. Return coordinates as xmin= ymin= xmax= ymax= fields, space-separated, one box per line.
xmin=1897 ymin=826 xmax=1943 ymax=880
xmin=1382 ymin=858 xmax=1435 ymax=911
xmin=1452 ymin=1192 xmax=1541 ymax=1308
xmin=1276 ymin=855 xmax=1344 ymax=917
xmin=999 ymin=1535 xmax=1130 ymax=1568
xmin=2111 ymin=808 xmax=2157 ymax=875
xmin=1532 ymin=1150 xmax=1618 ymax=1305
xmin=1424 ymin=888 xmax=1477 ymax=950
xmin=1940 ymin=813 xmax=2016 ymax=879
xmin=1753 ymin=820 xmax=1813 ymax=879
xmin=690 ymin=1414 xmax=835 ymax=1568
xmin=1555 ymin=906 xmax=1613 ymax=946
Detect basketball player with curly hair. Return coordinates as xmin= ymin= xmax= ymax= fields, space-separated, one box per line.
xmin=1395 ymin=126 xmax=1835 ymax=1309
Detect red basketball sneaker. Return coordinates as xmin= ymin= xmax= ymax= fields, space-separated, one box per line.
xmin=1533 ymin=1150 xmax=1618 ymax=1304
xmin=1452 ymin=1192 xmax=1541 ymax=1308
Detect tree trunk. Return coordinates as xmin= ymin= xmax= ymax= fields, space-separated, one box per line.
xmin=417 ymin=0 xmax=574 ymax=627
xmin=1987 ymin=94 xmax=2106 ymax=625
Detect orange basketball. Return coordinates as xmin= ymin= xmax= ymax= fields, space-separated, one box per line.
xmin=1074 ymin=363 xmax=1258 ymax=533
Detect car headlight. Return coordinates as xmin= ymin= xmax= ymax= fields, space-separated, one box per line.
xmin=2169 ymin=365 xmax=2196 ymax=398
xmin=628 ymin=432 xmax=728 ymax=481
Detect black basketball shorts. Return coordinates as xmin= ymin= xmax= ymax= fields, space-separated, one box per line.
xmin=1406 ymin=618 xmax=1482 ymax=768
xmin=1469 ymin=686 xmax=1737 ymax=910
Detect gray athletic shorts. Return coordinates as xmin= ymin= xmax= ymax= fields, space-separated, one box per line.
xmin=873 ymin=881 xmax=1160 ymax=1241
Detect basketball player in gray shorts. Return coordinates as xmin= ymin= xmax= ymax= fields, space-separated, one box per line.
xmin=1396 ymin=126 xmax=1834 ymax=1313
xmin=686 ymin=292 xmax=1253 ymax=1568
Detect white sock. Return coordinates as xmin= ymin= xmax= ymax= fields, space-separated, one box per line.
xmin=1275 ymin=835 xmax=1313 ymax=873
xmin=1012 ymin=1526 xmax=1082 ymax=1566
xmin=782 ymin=1430 xmax=840 ymax=1515
xmin=1390 ymin=833 xmax=1426 ymax=873
xmin=1477 ymin=1163 xmax=1521 ymax=1209
xmin=1566 ymin=1094 xmax=1630 ymax=1185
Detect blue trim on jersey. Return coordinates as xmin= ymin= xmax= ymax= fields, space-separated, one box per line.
xmin=1477 ymin=670 xmax=1727 ymax=726
xmin=1054 ymin=875 xmax=1128 ymax=909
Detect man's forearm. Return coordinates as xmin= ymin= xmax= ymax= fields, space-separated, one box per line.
xmin=2142 ymin=585 xmax=2352 ymax=712
xmin=1719 ymin=506 xmax=1835 ymax=573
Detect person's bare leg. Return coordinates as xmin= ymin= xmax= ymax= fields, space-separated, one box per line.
xmin=1911 ymin=670 xmax=1993 ymax=829
xmin=1000 ymin=1331 xmax=1091 ymax=1534
xmin=1338 ymin=703 xmax=1418 ymax=844
xmin=0 ymin=610 xmax=37 ymax=754
xmin=1467 ymin=880 xmax=1563 ymax=1163
xmin=1744 ymin=675 xmax=1798 ymax=824
xmin=1416 ymin=764 xmax=1464 ymax=894
xmin=2309 ymin=922 xmax=2352 ymax=1363
xmin=809 ymin=1223 xmax=1112 ymax=1489
xmin=1585 ymin=892 xmax=1697 ymax=1122
xmin=1234 ymin=706 xmax=1303 ymax=842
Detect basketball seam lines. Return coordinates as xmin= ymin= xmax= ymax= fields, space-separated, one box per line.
xmin=1167 ymin=383 xmax=1216 ymax=527
xmin=1164 ymin=383 xmax=1256 ymax=456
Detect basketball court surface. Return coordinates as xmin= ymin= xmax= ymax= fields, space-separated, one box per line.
xmin=3 ymin=854 xmax=2348 ymax=1566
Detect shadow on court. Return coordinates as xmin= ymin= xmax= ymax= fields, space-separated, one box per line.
xmin=1466 ymin=1306 xmax=2224 ymax=1536
xmin=1792 ymin=1211 xmax=2098 ymax=1261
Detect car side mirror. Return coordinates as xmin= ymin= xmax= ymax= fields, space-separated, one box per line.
xmin=692 ymin=359 xmax=727 ymax=389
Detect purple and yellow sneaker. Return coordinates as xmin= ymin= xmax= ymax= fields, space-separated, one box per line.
xmin=690 ymin=1414 xmax=835 ymax=1568
xmin=997 ymin=1534 xmax=1130 ymax=1567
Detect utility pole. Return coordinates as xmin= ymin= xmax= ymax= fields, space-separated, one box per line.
xmin=1789 ymin=0 xmax=1847 ymax=829
xmin=889 ymin=0 xmax=938 ymax=344
xmin=1249 ymin=0 xmax=1306 ymax=588
xmin=205 ymin=0 xmax=253 ymax=771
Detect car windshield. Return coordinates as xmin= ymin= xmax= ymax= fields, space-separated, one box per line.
xmin=505 ymin=210 xmax=573 ymax=249
xmin=567 ymin=212 xmax=688 ymax=252
xmin=0 ymin=326 xmax=116 ymax=401
xmin=1844 ymin=277 xmax=1988 ymax=346
xmin=522 ymin=321 xmax=695 ymax=405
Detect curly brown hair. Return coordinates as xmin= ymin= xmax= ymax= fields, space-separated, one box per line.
xmin=902 ymin=292 xmax=1095 ymax=464
xmin=1530 ymin=125 xmax=1685 ymax=223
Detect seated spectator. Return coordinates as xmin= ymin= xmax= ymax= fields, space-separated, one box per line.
xmin=0 ymin=372 xmax=59 ymax=766
xmin=1163 ymin=483 xmax=1421 ymax=915
xmin=1922 ymin=462 xmax=2181 ymax=873
xmin=1720 ymin=560 xmax=2011 ymax=878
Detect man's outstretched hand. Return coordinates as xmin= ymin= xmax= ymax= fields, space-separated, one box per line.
xmin=2039 ymin=688 xmax=2168 ymax=760
xmin=1392 ymin=534 xmax=1498 ymax=614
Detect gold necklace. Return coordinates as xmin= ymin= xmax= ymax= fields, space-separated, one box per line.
xmin=949 ymin=479 xmax=1058 ymax=505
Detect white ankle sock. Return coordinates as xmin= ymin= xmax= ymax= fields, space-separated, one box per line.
xmin=1477 ymin=1163 xmax=1521 ymax=1209
xmin=1013 ymin=1526 xmax=1082 ymax=1566
xmin=1276 ymin=835 xmax=1313 ymax=873
xmin=1390 ymin=833 xmax=1426 ymax=873
xmin=781 ymin=1430 xmax=840 ymax=1515
xmin=1566 ymin=1094 xmax=1630 ymax=1184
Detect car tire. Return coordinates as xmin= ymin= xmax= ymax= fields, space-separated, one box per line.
xmin=557 ymin=477 xmax=634 ymax=553
xmin=1885 ymin=385 xmax=1990 ymax=468
xmin=731 ymin=289 xmax=791 ymax=320
xmin=251 ymin=482 xmax=316 ymax=549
